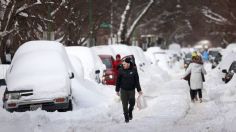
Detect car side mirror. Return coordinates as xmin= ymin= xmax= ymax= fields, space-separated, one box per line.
xmin=95 ymin=70 xmax=100 ymax=74
xmin=222 ymin=69 xmax=227 ymax=73
xmin=69 ymin=72 xmax=74 ymax=79
xmin=0 ymin=79 xmax=6 ymax=86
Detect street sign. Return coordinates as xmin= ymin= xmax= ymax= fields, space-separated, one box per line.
xmin=100 ymin=22 xmax=111 ymax=29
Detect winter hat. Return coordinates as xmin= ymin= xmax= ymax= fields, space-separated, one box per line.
xmin=192 ymin=51 xmax=197 ymax=58
xmin=116 ymin=54 xmax=121 ymax=59
xmin=124 ymin=57 xmax=132 ymax=64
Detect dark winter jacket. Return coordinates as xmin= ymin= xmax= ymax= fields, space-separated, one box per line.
xmin=115 ymin=67 xmax=141 ymax=92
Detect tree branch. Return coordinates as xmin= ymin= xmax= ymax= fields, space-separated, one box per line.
xmin=126 ymin=0 xmax=154 ymax=39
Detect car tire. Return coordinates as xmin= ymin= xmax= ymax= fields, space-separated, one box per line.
xmin=67 ymin=100 xmax=73 ymax=111
xmin=58 ymin=100 xmax=73 ymax=112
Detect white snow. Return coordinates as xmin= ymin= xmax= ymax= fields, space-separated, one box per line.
xmin=6 ymin=41 xmax=72 ymax=99
xmin=0 ymin=64 xmax=9 ymax=79
xmin=1 ymin=43 xmax=236 ymax=132
xmin=65 ymin=46 xmax=106 ymax=83
xmin=91 ymin=45 xmax=116 ymax=58
xmin=19 ymin=12 xmax=28 ymax=17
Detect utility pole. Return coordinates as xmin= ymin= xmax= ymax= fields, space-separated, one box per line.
xmin=88 ymin=0 xmax=93 ymax=47
xmin=47 ymin=4 xmax=51 ymax=40
xmin=46 ymin=4 xmax=54 ymax=40
xmin=110 ymin=0 xmax=114 ymax=45
xmin=0 ymin=1 xmax=2 ymax=29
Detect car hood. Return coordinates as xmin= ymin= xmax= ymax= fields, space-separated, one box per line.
xmin=6 ymin=74 xmax=70 ymax=99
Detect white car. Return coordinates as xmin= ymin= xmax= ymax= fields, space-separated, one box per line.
xmin=3 ymin=41 xmax=74 ymax=112
xmin=145 ymin=47 xmax=170 ymax=69
xmin=65 ymin=46 xmax=106 ymax=83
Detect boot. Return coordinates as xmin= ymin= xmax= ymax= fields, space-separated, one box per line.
xmin=124 ymin=113 xmax=129 ymax=123
xmin=129 ymin=110 xmax=133 ymax=120
xmin=199 ymin=98 xmax=202 ymax=103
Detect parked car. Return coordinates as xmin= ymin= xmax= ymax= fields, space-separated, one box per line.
xmin=65 ymin=46 xmax=106 ymax=83
xmin=2 ymin=41 xmax=74 ymax=112
xmin=129 ymin=46 xmax=150 ymax=72
xmin=98 ymin=55 xmax=118 ymax=85
xmin=209 ymin=50 xmax=222 ymax=69
xmin=183 ymin=53 xmax=192 ymax=69
xmin=222 ymin=61 xmax=236 ymax=83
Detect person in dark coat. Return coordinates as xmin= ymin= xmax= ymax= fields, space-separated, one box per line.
xmin=115 ymin=57 xmax=143 ymax=123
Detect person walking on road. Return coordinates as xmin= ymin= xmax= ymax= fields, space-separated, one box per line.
xmin=113 ymin=54 xmax=122 ymax=71
xmin=116 ymin=57 xmax=143 ymax=123
xmin=183 ymin=55 xmax=206 ymax=103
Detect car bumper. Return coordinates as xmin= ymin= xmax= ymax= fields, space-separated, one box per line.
xmin=102 ymin=79 xmax=116 ymax=85
xmin=4 ymin=98 xmax=69 ymax=112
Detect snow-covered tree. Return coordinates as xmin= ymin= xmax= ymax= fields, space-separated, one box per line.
xmin=138 ymin=0 xmax=236 ymax=47
xmin=55 ymin=0 xmax=110 ymax=46
xmin=117 ymin=0 xmax=154 ymax=45
xmin=0 ymin=0 xmax=65 ymax=63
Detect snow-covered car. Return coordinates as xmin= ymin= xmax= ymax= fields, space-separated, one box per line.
xmin=168 ymin=43 xmax=182 ymax=61
xmin=65 ymin=46 xmax=106 ymax=83
xmin=145 ymin=47 xmax=170 ymax=70
xmin=2 ymin=41 xmax=74 ymax=112
xmin=222 ymin=61 xmax=236 ymax=83
xmin=208 ymin=50 xmax=222 ymax=69
xmin=221 ymin=43 xmax=236 ymax=56
xmin=108 ymin=44 xmax=133 ymax=59
xmin=91 ymin=45 xmax=116 ymax=59
xmin=67 ymin=54 xmax=84 ymax=79
xmin=129 ymin=46 xmax=150 ymax=72
xmin=183 ymin=53 xmax=192 ymax=69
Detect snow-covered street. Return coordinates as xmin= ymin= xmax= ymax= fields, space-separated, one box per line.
xmin=1 ymin=0 xmax=236 ymax=131
xmin=1 ymin=60 xmax=236 ymax=132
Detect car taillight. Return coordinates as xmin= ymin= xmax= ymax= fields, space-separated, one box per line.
xmin=8 ymin=103 xmax=17 ymax=108
xmin=54 ymin=98 xmax=66 ymax=103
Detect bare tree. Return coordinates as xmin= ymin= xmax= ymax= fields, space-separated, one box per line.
xmin=0 ymin=0 xmax=65 ymax=63
xmin=117 ymin=0 xmax=154 ymax=45
xmin=55 ymin=0 xmax=110 ymax=46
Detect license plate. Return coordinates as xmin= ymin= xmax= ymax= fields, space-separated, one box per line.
xmin=30 ymin=104 xmax=42 ymax=111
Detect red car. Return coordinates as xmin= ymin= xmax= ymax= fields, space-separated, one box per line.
xmin=99 ymin=55 xmax=118 ymax=85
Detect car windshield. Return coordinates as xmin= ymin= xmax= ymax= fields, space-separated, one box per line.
xmin=101 ymin=58 xmax=112 ymax=69
xmin=209 ymin=51 xmax=219 ymax=57
xmin=185 ymin=53 xmax=192 ymax=59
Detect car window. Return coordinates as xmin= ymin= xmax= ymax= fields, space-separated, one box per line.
xmin=185 ymin=53 xmax=192 ymax=59
xmin=101 ymin=58 xmax=112 ymax=69
xmin=229 ymin=62 xmax=236 ymax=73
xmin=209 ymin=51 xmax=219 ymax=57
